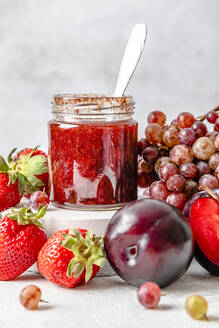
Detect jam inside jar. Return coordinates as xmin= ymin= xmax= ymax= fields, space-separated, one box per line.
xmin=48 ymin=94 xmax=138 ymax=210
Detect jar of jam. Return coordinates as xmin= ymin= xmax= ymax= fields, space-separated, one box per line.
xmin=48 ymin=94 xmax=138 ymax=210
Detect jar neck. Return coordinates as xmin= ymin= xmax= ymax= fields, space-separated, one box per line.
xmin=52 ymin=111 xmax=134 ymax=122
xmin=51 ymin=94 xmax=135 ymax=122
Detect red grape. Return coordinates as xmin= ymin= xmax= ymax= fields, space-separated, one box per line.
xmin=145 ymin=123 xmax=163 ymax=144
xmin=138 ymin=172 xmax=153 ymax=188
xmin=137 ymin=282 xmax=161 ymax=309
xmin=147 ymin=111 xmax=166 ymax=126
xmin=184 ymin=179 xmax=198 ymax=198
xmin=155 ymin=157 xmax=171 ymax=174
xmin=171 ymin=119 xmax=178 ymax=126
xmin=177 ymin=112 xmax=195 ymax=128
xmin=199 ymin=174 xmax=219 ymax=189
xmin=214 ymin=166 xmax=219 ymax=180
xmin=209 ymin=153 xmax=219 ymax=170
xmin=140 ymin=160 xmax=154 ymax=173
xmin=214 ymin=117 xmax=219 ymax=132
xmin=20 ymin=285 xmax=42 ymax=310
xmin=163 ymin=127 xmax=180 ymax=147
xmin=179 ymin=162 xmax=197 ymax=179
xmin=192 ymin=122 xmax=207 ymax=137
xmin=179 ymin=128 xmax=196 ymax=145
xmin=142 ymin=146 xmax=159 ymax=164
xmin=207 ymin=111 xmax=218 ymax=124
xmin=192 ymin=137 xmax=215 ymax=160
xmin=196 ymin=161 xmax=211 ymax=178
xmin=166 ymin=192 xmax=187 ymax=210
xmin=138 ymin=138 xmax=150 ymax=155
xmin=166 ymin=174 xmax=185 ymax=192
xmin=149 ymin=181 xmax=169 ymax=201
xmin=158 ymin=162 xmax=178 ymax=182
xmin=170 ymin=145 xmax=194 ymax=165
xmin=214 ymin=134 xmax=219 ymax=151
xmin=30 ymin=191 xmax=49 ymax=210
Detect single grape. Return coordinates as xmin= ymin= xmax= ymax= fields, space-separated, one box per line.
xmin=140 ymin=160 xmax=154 ymax=173
xmin=185 ymin=295 xmax=208 ymax=320
xmin=214 ymin=117 xmax=219 ymax=132
xmin=179 ymin=162 xmax=197 ymax=179
xmin=209 ymin=153 xmax=219 ymax=170
xmin=166 ymin=192 xmax=187 ymax=210
xmin=30 ymin=190 xmax=49 ymax=210
xmin=147 ymin=111 xmax=166 ymax=126
xmin=199 ymin=174 xmax=219 ymax=189
xmin=149 ymin=181 xmax=169 ymax=201
xmin=163 ymin=127 xmax=180 ymax=147
xmin=214 ymin=134 xmax=219 ymax=151
xmin=178 ymin=128 xmax=196 ymax=146
xmin=138 ymin=138 xmax=150 ymax=155
xmin=166 ymin=174 xmax=185 ymax=192
xmin=184 ymin=179 xmax=198 ymax=198
xmin=170 ymin=119 xmax=178 ymax=126
xmin=137 ymin=282 xmax=161 ymax=309
xmin=169 ymin=145 xmax=194 ymax=165
xmin=214 ymin=166 xmax=219 ymax=180
xmin=177 ymin=112 xmax=195 ymax=128
xmin=196 ymin=161 xmax=211 ymax=178
xmin=158 ymin=162 xmax=178 ymax=182
xmin=154 ymin=156 xmax=171 ymax=174
xmin=138 ymin=172 xmax=153 ymax=188
xmin=192 ymin=122 xmax=207 ymax=137
xmin=142 ymin=146 xmax=159 ymax=164
xmin=145 ymin=123 xmax=163 ymax=144
xmin=207 ymin=111 xmax=218 ymax=124
xmin=192 ymin=137 xmax=215 ymax=160
xmin=20 ymin=285 xmax=42 ymax=310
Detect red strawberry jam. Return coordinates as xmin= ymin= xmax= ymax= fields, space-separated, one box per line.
xmin=48 ymin=94 xmax=138 ymax=209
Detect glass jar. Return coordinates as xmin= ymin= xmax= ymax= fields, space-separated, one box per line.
xmin=48 ymin=94 xmax=138 ymax=210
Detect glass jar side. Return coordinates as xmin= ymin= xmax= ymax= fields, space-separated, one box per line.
xmin=48 ymin=116 xmax=138 ymax=210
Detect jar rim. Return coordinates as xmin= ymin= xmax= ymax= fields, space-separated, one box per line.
xmin=52 ymin=93 xmax=135 ymax=115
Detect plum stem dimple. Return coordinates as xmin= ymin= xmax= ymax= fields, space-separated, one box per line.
xmin=199 ymin=185 xmax=219 ymax=202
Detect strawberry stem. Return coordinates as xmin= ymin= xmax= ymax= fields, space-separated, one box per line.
xmin=199 ymin=185 xmax=219 ymax=202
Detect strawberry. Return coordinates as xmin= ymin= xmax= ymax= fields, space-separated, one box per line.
xmin=0 ymin=173 xmax=21 ymax=211
xmin=0 ymin=147 xmax=48 ymax=211
xmin=17 ymin=148 xmax=49 ymax=197
xmin=0 ymin=206 xmax=47 ymax=280
xmin=37 ymin=228 xmax=106 ymax=288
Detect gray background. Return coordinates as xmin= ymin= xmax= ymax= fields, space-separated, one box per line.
xmin=0 ymin=0 xmax=218 ymax=157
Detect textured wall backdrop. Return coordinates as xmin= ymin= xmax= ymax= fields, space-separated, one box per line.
xmin=0 ymin=0 xmax=219 ymax=156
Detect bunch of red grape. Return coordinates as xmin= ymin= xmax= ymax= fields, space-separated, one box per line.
xmin=138 ymin=108 xmax=219 ymax=210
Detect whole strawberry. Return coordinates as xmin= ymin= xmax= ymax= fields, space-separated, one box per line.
xmin=0 ymin=146 xmax=48 ymax=211
xmin=17 ymin=148 xmax=49 ymax=197
xmin=37 ymin=228 xmax=106 ymax=288
xmin=0 ymin=206 xmax=47 ymax=280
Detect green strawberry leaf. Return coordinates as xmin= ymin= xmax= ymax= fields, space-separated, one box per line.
xmin=0 ymin=156 xmax=9 ymax=173
xmin=7 ymin=148 xmax=17 ymax=163
xmin=85 ymin=262 xmax=93 ymax=283
xmin=62 ymin=229 xmax=106 ymax=282
xmin=7 ymin=205 xmax=47 ymax=228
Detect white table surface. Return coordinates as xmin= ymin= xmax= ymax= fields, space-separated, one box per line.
xmin=1 ymin=260 xmax=219 ymax=328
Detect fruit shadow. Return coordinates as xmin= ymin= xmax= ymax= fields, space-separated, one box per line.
xmin=164 ymin=271 xmax=219 ymax=295
xmin=75 ymin=276 xmax=133 ymax=292
xmin=15 ymin=273 xmax=44 ymax=281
